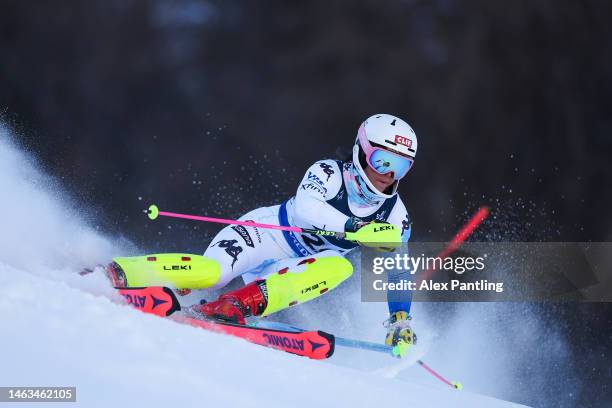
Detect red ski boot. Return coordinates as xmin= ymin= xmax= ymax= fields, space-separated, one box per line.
xmin=199 ymin=280 xmax=268 ymax=325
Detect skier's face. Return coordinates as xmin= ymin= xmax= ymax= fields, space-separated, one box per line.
xmin=364 ymin=164 xmax=395 ymax=191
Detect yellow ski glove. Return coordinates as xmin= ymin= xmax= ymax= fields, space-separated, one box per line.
xmin=345 ymin=222 xmax=401 ymax=251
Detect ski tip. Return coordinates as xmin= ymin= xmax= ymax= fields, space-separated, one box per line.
xmin=147 ymin=204 xmax=159 ymax=220
xmin=452 ymin=381 xmax=463 ymax=391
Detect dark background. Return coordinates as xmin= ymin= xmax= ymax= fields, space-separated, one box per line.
xmin=1 ymin=1 xmax=611 ymax=406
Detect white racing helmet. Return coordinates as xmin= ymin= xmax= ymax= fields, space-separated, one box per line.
xmin=352 ymin=113 xmax=418 ymax=198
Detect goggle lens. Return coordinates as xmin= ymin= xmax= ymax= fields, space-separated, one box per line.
xmin=367 ymin=148 xmax=413 ymax=180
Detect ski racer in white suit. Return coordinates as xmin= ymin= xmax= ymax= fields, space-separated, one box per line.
xmin=200 ymin=114 xmax=417 ymax=354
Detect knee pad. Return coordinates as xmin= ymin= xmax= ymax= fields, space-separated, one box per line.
xmin=111 ymin=253 xmax=221 ymax=289
xmin=262 ymin=255 xmax=353 ymax=316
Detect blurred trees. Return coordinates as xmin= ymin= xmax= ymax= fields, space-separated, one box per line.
xmin=1 ymin=0 xmax=611 ymax=250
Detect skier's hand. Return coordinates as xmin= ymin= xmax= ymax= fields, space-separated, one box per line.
xmin=345 ymin=222 xmax=401 ymax=251
xmin=344 ymin=217 xmax=372 ymax=233
xmin=384 ymin=311 xmax=416 ymax=358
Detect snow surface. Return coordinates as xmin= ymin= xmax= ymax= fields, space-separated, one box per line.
xmin=0 ymin=125 xmax=550 ymax=407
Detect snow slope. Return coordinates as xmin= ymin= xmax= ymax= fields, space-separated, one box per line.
xmin=0 ymin=265 xmax=524 ymax=408
xmin=0 ymin=125 xmax=535 ymax=407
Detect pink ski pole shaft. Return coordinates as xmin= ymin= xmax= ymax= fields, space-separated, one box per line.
xmin=418 ymin=360 xmax=463 ymax=390
xmin=145 ymin=204 xmax=348 ymax=239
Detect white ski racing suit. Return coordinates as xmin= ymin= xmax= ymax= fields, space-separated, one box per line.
xmin=203 ymin=159 xmax=413 ymax=314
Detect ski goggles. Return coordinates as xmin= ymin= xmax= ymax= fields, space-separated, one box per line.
xmin=358 ymin=126 xmax=414 ymax=180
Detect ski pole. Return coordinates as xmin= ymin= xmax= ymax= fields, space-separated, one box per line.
xmin=335 ymin=338 xmax=463 ymax=390
xmin=145 ymin=204 xmax=351 ymax=240
xmin=250 ymin=320 xmax=462 ymax=389
xmin=417 ymin=360 xmax=463 ymax=390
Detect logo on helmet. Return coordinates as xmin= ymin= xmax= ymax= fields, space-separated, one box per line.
xmin=394 ymin=135 xmax=412 ymax=148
